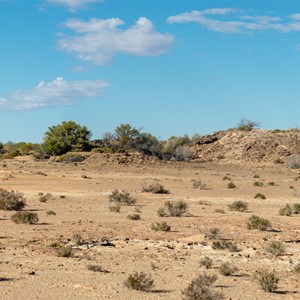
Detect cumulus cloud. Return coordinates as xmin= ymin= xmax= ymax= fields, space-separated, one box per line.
xmin=47 ymin=0 xmax=102 ymax=10
xmin=58 ymin=17 xmax=174 ymax=65
xmin=0 ymin=77 xmax=109 ymax=111
xmin=167 ymin=9 xmax=300 ymax=33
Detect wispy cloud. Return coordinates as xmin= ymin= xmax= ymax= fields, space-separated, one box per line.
xmin=47 ymin=0 xmax=102 ymax=11
xmin=58 ymin=17 xmax=174 ymax=65
xmin=0 ymin=77 xmax=108 ymax=111
xmin=167 ymin=9 xmax=300 ymax=33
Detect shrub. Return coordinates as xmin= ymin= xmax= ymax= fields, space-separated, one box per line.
xmin=294 ymin=263 xmax=300 ymax=273
xmin=109 ymin=204 xmax=121 ymax=212
xmin=228 ymin=201 xmax=248 ymax=212
xmin=151 ymin=221 xmax=171 ymax=232
xmin=0 ymin=189 xmax=26 ymax=211
xmin=127 ymin=213 xmax=141 ymax=220
xmin=72 ymin=234 xmax=84 ymax=245
xmin=264 ymin=241 xmax=285 ymax=256
xmin=254 ymin=193 xmax=266 ymax=199
xmin=46 ymin=210 xmax=56 ymax=216
xmin=191 ymin=179 xmax=207 ymax=189
xmin=56 ymin=153 xmax=86 ymax=163
xmin=200 ymin=257 xmax=213 ymax=269
xmin=39 ymin=193 xmax=53 ymax=203
xmin=227 ymin=182 xmax=236 ymax=189
xmin=212 ymin=240 xmax=239 ymax=252
xmin=43 ymin=121 xmax=91 ymax=156
xmin=125 ymin=272 xmax=154 ymax=291
xmin=87 ymin=264 xmax=108 ymax=273
xmin=219 ymin=262 xmax=238 ymax=276
xmin=274 ymin=158 xmax=284 ymax=164
xmin=205 ymin=228 xmax=220 ymax=240
xmin=256 ymin=270 xmax=279 ymax=293
xmin=108 ymin=189 xmax=136 ymax=206
xmin=279 ymin=204 xmax=292 ymax=216
xmin=11 ymin=211 xmax=39 ymax=224
xmin=267 ymin=181 xmax=275 ymax=186
xmin=142 ymin=183 xmax=169 ymax=194
xmin=215 ymin=209 xmax=225 ymax=214
xmin=222 ymin=176 xmax=231 ymax=181
xmin=247 ymin=215 xmax=272 ymax=231
xmin=157 ymin=200 xmax=188 ymax=217
xmin=56 ymin=245 xmax=73 ymax=258
xmin=293 ymin=203 xmax=300 ymax=214
xmin=253 ymin=181 xmax=263 ymax=187
xmin=236 ymin=119 xmax=260 ymax=131
xmin=182 ymin=273 xmax=223 ymax=300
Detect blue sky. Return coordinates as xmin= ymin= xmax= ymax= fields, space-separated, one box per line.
xmin=1 ymin=0 xmax=300 ymax=142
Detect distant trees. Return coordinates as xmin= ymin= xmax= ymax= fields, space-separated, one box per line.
xmin=236 ymin=119 xmax=260 ymax=131
xmin=42 ymin=121 xmax=92 ymax=156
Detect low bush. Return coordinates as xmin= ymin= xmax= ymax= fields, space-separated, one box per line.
xmin=157 ymin=200 xmax=188 ymax=217
xmin=56 ymin=153 xmax=86 ymax=163
xmin=182 ymin=273 xmax=223 ymax=300
xmin=205 ymin=228 xmax=220 ymax=240
xmin=87 ymin=264 xmax=108 ymax=273
xmin=191 ymin=179 xmax=207 ymax=189
xmin=109 ymin=203 xmax=121 ymax=212
xmin=11 ymin=211 xmax=39 ymax=224
xmin=46 ymin=210 xmax=56 ymax=216
xmin=289 ymin=155 xmax=300 ymax=169
xmin=228 ymin=201 xmax=248 ymax=212
xmin=72 ymin=234 xmax=84 ymax=245
xmin=254 ymin=193 xmax=266 ymax=199
xmin=247 ymin=215 xmax=272 ymax=231
xmin=279 ymin=204 xmax=292 ymax=216
xmin=219 ymin=262 xmax=238 ymax=276
xmin=256 ymin=270 xmax=279 ymax=293
xmin=127 ymin=213 xmax=141 ymax=220
xmin=227 ymin=182 xmax=236 ymax=189
xmin=0 ymin=189 xmax=26 ymax=211
xmin=264 ymin=241 xmax=285 ymax=256
xmin=39 ymin=193 xmax=53 ymax=203
xmin=294 ymin=263 xmax=300 ymax=273
xmin=142 ymin=183 xmax=169 ymax=194
xmin=108 ymin=189 xmax=136 ymax=206
xmin=151 ymin=221 xmax=171 ymax=232
xmin=253 ymin=181 xmax=263 ymax=187
xmin=212 ymin=240 xmax=239 ymax=252
xmin=215 ymin=209 xmax=225 ymax=214
xmin=200 ymin=257 xmax=213 ymax=269
xmin=56 ymin=245 xmax=73 ymax=258
xmin=125 ymin=272 xmax=154 ymax=291
xmin=293 ymin=203 xmax=300 ymax=214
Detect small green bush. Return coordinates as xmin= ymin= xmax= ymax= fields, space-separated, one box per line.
xmin=46 ymin=210 xmax=56 ymax=216
xmin=247 ymin=215 xmax=272 ymax=231
xmin=279 ymin=204 xmax=292 ymax=216
xmin=293 ymin=203 xmax=300 ymax=214
xmin=227 ymin=182 xmax=236 ymax=189
xmin=182 ymin=273 xmax=223 ymax=300
xmin=191 ymin=179 xmax=207 ymax=189
xmin=39 ymin=193 xmax=53 ymax=203
xmin=151 ymin=221 xmax=171 ymax=232
xmin=264 ymin=241 xmax=285 ymax=256
xmin=72 ymin=234 xmax=84 ymax=245
xmin=236 ymin=119 xmax=260 ymax=131
xmin=222 ymin=176 xmax=231 ymax=181
xmin=11 ymin=211 xmax=39 ymax=224
xmin=228 ymin=201 xmax=248 ymax=212
xmin=254 ymin=193 xmax=266 ymax=199
xmin=267 ymin=181 xmax=275 ymax=186
xmin=256 ymin=270 xmax=278 ymax=293
xmin=109 ymin=189 xmax=136 ymax=206
xmin=127 ymin=213 xmax=141 ymax=220
xmin=219 ymin=262 xmax=238 ymax=276
xmin=212 ymin=240 xmax=239 ymax=252
xmin=87 ymin=264 xmax=108 ymax=273
xmin=142 ymin=183 xmax=169 ymax=194
xmin=56 ymin=153 xmax=86 ymax=163
xmin=200 ymin=257 xmax=213 ymax=269
xmin=157 ymin=200 xmax=188 ymax=217
xmin=56 ymin=245 xmax=73 ymax=258
xmin=205 ymin=228 xmax=220 ymax=240
xmin=109 ymin=203 xmax=121 ymax=212
xmin=294 ymin=263 xmax=300 ymax=273
xmin=215 ymin=209 xmax=225 ymax=214
xmin=125 ymin=272 xmax=154 ymax=291
xmin=0 ymin=189 xmax=26 ymax=211
xmin=253 ymin=181 xmax=263 ymax=187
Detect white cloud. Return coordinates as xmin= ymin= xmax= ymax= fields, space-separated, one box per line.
xmin=47 ymin=0 xmax=102 ymax=10
xmin=0 ymin=77 xmax=109 ymax=111
xmin=167 ymin=9 xmax=300 ymax=34
xmin=58 ymin=17 xmax=174 ymax=65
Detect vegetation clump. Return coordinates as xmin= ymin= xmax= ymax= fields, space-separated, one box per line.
xmin=254 ymin=193 xmax=266 ymax=199
xmin=205 ymin=228 xmax=220 ymax=240
xmin=142 ymin=183 xmax=169 ymax=194
xmin=200 ymin=257 xmax=213 ymax=269
xmin=247 ymin=215 xmax=272 ymax=231
xmin=264 ymin=241 xmax=285 ymax=256
xmin=256 ymin=270 xmax=279 ymax=293
xmin=182 ymin=273 xmax=223 ymax=300
xmin=56 ymin=153 xmax=86 ymax=163
xmin=125 ymin=272 xmax=154 ymax=291
xmin=236 ymin=118 xmax=260 ymax=131
xmin=11 ymin=211 xmax=38 ymax=224
xmin=39 ymin=193 xmax=53 ymax=203
xmin=227 ymin=182 xmax=236 ymax=189
xmin=191 ymin=179 xmax=207 ymax=189
xmin=279 ymin=204 xmax=292 ymax=216
xmin=108 ymin=189 xmax=136 ymax=206
xmin=157 ymin=200 xmax=188 ymax=217
xmin=56 ymin=245 xmax=73 ymax=258
xmin=228 ymin=201 xmax=248 ymax=212
xmin=151 ymin=221 xmax=171 ymax=232
xmin=127 ymin=213 xmax=141 ymax=220
xmin=253 ymin=181 xmax=263 ymax=187
xmin=87 ymin=264 xmax=108 ymax=273
xmin=219 ymin=262 xmax=238 ymax=276
xmin=212 ymin=240 xmax=239 ymax=252
xmin=0 ymin=189 xmax=26 ymax=211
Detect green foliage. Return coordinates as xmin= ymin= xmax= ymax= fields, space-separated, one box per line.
xmin=219 ymin=262 xmax=238 ymax=276
xmin=256 ymin=270 xmax=279 ymax=293
xmin=125 ymin=272 xmax=154 ymax=291
xmin=247 ymin=215 xmax=272 ymax=231
xmin=157 ymin=200 xmax=188 ymax=217
xmin=162 ymin=135 xmax=192 ymax=160
xmin=293 ymin=203 xmax=300 ymax=214
xmin=279 ymin=204 xmax=292 ymax=216
xmin=114 ymin=123 xmax=141 ymax=149
xmin=228 ymin=201 xmax=248 ymax=212
xmin=212 ymin=240 xmax=239 ymax=252
xmin=56 ymin=153 xmax=86 ymax=163
xmin=264 ymin=241 xmax=285 ymax=256
xmin=0 ymin=189 xmax=26 ymax=211
xmin=254 ymin=181 xmax=263 ymax=187
xmin=108 ymin=189 xmax=136 ymax=206
xmin=200 ymin=257 xmax=213 ymax=269
xmin=182 ymin=273 xmax=223 ymax=300
xmin=43 ymin=121 xmax=91 ymax=156
xmin=56 ymin=245 xmax=73 ymax=258
xmin=127 ymin=213 xmax=141 ymax=220
xmin=254 ymin=193 xmax=266 ymax=199
xmin=151 ymin=221 xmax=171 ymax=232
xmin=11 ymin=211 xmax=39 ymax=224
xmin=236 ymin=119 xmax=260 ymax=131
xmin=227 ymin=182 xmax=236 ymax=189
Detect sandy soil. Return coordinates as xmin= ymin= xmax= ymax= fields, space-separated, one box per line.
xmin=0 ymin=154 xmax=299 ymax=299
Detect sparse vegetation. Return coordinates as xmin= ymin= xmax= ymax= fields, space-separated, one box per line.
xmin=46 ymin=210 xmax=56 ymax=216
xmin=127 ymin=213 xmax=141 ymax=220
xmin=227 ymin=181 xmax=236 ymax=189
xmin=294 ymin=263 xmax=300 ymax=273
xmin=293 ymin=203 xmax=300 ymax=214
xmin=254 ymin=193 xmax=266 ymax=199
xmin=157 ymin=200 xmax=188 ymax=217
xmin=142 ymin=183 xmax=169 ymax=194
xmin=108 ymin=189 xmax=136 ymax=206
xmin=125 ymin=272 xmax=154 ymax=291
xmin=236 ymin=118 xmax=260 ymax=131
xmin=182 ymin=273 xmax=223 ymax=300
xmin=279 ymin=204 xmax=292 ymax=216
xmin=72 ymin=234 xmax=84 ymax=245
xmin=56 ymin=153 xmax=86 ymax=163
xmin=39 ymin=192 xmax=53 ymax=203
xmin=264 ymin=241 xmax=285 ymax=256
xmin=222 ymin=176 xmax=231 ymax=181
xmin=11 ymin=211 xmax=39 ymax=224
xmin=253 ymin=181 xmax=263 ymax=187
xmin=247 ymin=215 xmax=272 ymax=231
xmin=151 ymin=221 xmax=171 ymax=232
xmin=191 ymin=179 xmax=207 ymax=189
xmin=219 ymin=262 xmax=238 ymax=276
xmin=228 ymin=200 xmax=248 ymax=212
xmin=215 ymin=209 xmax=225 ymax=214
xmin=200 ymin=256 xmax=213 ymax=269
xmin=109 ymin=203 xmax=121 ymax=212
xmin=267 ymin=181 xmax=275 ymax=186
xmin=205 ymin=228 xmax=220 ymax=240
xmin=256 ymin=270 xmax=279 ymax=293
xmin=87 ymin=264 xmax=108 ymax=273
xmin=0 ymin=189 xmax=26 ymax=211
xmin=212 ymin=240 xmax=239 ymax=252
xmin=56 ymin=245 xmax=73 ymax=258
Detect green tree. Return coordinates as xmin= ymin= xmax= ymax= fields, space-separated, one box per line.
xmin=43 ymin=121 xmax=91 ymax=156
xmin=114 ymin=123 xmax=141 ymax=148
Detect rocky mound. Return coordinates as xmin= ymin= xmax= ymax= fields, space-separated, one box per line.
xmin=191 ymin=129 xmax=300 ymax=165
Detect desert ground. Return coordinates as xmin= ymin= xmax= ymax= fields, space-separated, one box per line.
xmin=0 ymin=153 xmax=299 ymax=299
